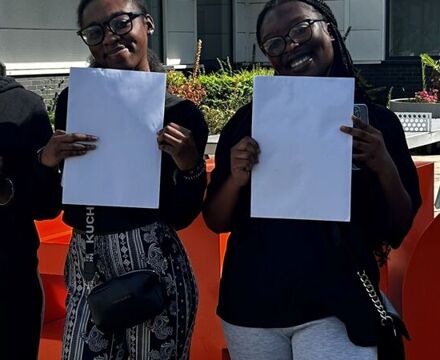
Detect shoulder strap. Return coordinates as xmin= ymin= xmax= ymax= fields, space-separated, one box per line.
xmin=84 ymin=206 xmax=97 ymax=283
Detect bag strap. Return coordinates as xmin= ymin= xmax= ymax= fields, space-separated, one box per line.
xmin=84 ymin=206 xmax=97 ymax=284
xmin=357 ymin=269 xmax=396 ymax=333
xmin=331 ymin=223 xmax=396 ymax=332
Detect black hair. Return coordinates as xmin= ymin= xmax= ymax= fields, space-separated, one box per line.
xmin=0 ymin=62 xmax=5 ymax=77
xmin=256 ymin=0 xmax=369 ymax=104
xmin=77 ymin=0 xmax=164 ymax=72
xmin=77 ymin=0 xmax=148 ymax=28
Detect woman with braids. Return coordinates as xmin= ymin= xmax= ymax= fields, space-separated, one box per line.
xmin=203 ymin=0 xmax=421 ymax=359
xmin=39 ymin=0 xmax=208 ymax=358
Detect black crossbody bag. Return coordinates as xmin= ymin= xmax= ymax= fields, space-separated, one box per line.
xmin=83 ymin=207 xmax=165 ymax=334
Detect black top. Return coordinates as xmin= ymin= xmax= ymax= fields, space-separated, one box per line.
xmin=206 ymin=102 xmax=421 ymax=346
xmin=55 ymin=88 xmax=208 ymax=233
xmin=0 ymin=77 xmax=61 ymax=271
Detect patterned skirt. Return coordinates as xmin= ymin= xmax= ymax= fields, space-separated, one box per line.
xmin=61 ymin=222 xmax=198 ymax=360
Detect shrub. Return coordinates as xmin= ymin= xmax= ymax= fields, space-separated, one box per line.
xmin=167 ymin=62 xmax=273 ymax=134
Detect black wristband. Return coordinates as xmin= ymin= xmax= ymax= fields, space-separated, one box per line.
xmin=173 ymin=159 xmax=206 ymax=184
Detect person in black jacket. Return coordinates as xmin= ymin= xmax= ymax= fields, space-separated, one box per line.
xmin=0 ymin=76 xmax=61 ymax=359
xmin=38 ymin=0 xmax=208 ymax=358
xmin=203 ymin=0 xmax=421 ymax=359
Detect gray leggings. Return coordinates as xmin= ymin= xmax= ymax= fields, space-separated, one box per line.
xmin=222 ymin=317 xmax=377 ymax=360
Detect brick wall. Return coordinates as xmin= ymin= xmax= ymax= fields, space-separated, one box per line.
xmin=11 ymin=62 xmax=428 ymax=107
xmin=356 ymin=62 xmax=423 ymax=100
xmin=14 ymin=75 xmax=68 ymax=108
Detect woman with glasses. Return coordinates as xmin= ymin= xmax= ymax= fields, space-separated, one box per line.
xmin=39 ymin=0 xmax=208 ymax=358
xmin=203 ymin=0 xmax=421 ymax=359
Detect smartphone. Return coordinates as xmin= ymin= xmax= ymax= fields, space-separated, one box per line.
xmin=353 ymin=103 xmax=369 ymax=126
xmin=352 ymin=104 xmax=369 ymax=170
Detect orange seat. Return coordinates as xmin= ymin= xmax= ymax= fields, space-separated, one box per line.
xmin=402 ymin=215 xmax=440 ymax=359
xmin=36 ymin=214 xmax=71 ymax=360
xmin=35 ymin=160 xmax=436 ymax=360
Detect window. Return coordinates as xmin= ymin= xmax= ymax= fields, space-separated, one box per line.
xmin=389 ymin=0 xmax=440 ymax=57
xmin=197 ymin=0 xmax=232 ymax=62
xmin=145 ymin=0 xmax=163 ymax=60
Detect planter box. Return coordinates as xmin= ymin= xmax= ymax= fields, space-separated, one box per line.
xmin=390 ymin=98 xmax=440 ymax=118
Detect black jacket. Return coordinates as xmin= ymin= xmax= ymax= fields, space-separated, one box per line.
xmin=0 ymin=77 xmax=61 ymax=271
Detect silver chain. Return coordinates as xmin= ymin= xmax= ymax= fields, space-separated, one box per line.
xmin=357 ymin=270 xmax=394 ymax=328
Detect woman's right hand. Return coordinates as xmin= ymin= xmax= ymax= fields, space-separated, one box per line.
xmin=39 ymin=130 xmax=98 ymax=168
xmin=230 ymin=136 xmax=260 ymax=187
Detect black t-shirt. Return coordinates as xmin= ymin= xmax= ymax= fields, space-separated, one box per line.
xmin=206 ymin=101 xmax=421 ymax=345
xmin=55 ymin=88 xmax=208 ymax=233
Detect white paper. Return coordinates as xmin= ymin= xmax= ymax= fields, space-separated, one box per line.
xmin=62 ymin=67 xmax=166 ymax=208
xmin=251 ymin=76 xmax=354 ymax=221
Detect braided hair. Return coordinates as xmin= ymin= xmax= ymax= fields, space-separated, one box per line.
xmin=256 ymin=0 xmax=369 ymax=104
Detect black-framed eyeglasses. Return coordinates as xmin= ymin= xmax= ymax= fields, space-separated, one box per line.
xmin=77 ymin=12 xmax=145 ymax=46
xmin=261 ymin=19 xmax=326 ymax=57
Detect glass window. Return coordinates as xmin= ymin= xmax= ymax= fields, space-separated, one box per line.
xmin=197 ymin=0 xmax=232 ymax=61
xmin=145 ymin=0 xmax=163 ymax=60
xmin=389 ymin=0 xmax=440 ymax=57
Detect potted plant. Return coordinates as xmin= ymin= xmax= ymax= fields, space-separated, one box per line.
xmin=389 ymin=54 xmax=440 ymax=118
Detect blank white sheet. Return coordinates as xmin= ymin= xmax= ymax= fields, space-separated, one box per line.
xmin=251 ymin=75 xmax=354 ymax=221
xmin=62 ymin=67 xmax=166 ymax=208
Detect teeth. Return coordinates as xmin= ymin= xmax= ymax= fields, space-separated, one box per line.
xmin=289 ymin=56 xmax=311 ymax=69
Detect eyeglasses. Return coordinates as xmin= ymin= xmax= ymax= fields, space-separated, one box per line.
xmin=77 ymin=12 xmax=145 ymax=46
xmin=261 ymin=19 xmax=325 ymax=57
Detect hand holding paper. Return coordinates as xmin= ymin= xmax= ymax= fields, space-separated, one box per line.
xmin=230 ymin=136 xmax=260 ymax=187
xmin=157 ymin=122 xmax=199 ymax=171
xmin=340 ymin=115 xmax=393 ymax=175
xmin=40 ymin=130 xmax=97 ymax=168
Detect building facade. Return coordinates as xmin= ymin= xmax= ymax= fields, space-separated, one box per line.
xmin=0 ymin=0 xmax=438 ymax=100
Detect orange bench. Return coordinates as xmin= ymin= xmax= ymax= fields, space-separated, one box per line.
xmin=36 ymin=161 xmax=437 ymax=360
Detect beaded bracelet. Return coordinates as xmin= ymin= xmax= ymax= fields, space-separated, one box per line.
xmin=173 ymin=159 xmax=206 ymax=184
xmin=0 ymin=178 xmax=15 ymax=206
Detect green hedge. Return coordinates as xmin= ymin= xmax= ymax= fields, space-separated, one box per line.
xmin=168 ymin=66 xmax=273 ymax=134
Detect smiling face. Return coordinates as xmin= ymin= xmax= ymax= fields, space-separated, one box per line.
xmin=80 ymin=0 xmax=152 ymax=71
xmin=259 ymin=1 xmax=334 ymax=76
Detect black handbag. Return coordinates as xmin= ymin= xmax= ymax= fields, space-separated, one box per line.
xmin=87 ymin=269 xmax=165 ymax=334
xmin=83 ymin=207 xmax=165 ymax=334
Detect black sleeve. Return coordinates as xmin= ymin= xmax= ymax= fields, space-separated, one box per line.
xmin=373 ymin=105 xmax=422 ymax=247
xmin=18 ymin=97 xmax=61 ymax=220
xmin=54 ymin=87 xmax=69 ymax=131
xmin=204 ymin=104 xmax=252 ymax=228
xmin=159 ymin=100 xmax=209 ymax=230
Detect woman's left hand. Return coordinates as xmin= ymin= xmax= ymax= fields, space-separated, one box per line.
xmin=157 ymin=122 xmax=199 ymax=171
xmin=340 ymin=116 xmax=393 ymax=174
